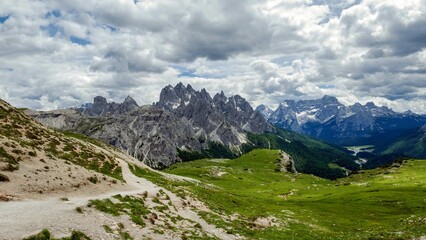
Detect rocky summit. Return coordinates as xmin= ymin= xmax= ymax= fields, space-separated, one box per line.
xmin=28 ymin=83 xmax=272 ymax=169
xmin=156 ymin=82 xmax=271 ymax=146
xmin=263 ymin=96 xmax=426 ymax=145
xmin=78 ymin=95 xmax=139 ymax=116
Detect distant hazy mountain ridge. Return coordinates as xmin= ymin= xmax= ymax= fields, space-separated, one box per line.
xmin=260 ymin=96 xmax=426 ymax=146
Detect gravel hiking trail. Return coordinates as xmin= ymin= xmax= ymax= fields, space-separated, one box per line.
xmin=0 ymin=157 xmax=238 ymax=240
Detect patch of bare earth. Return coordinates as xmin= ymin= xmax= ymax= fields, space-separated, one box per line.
xmin=0 ymin=152 xmax=125 ymax=201
xmin=0 ymin=100 xmax=124 ymax=200
xmin=252 ymin=216 xmax=280 ymax=229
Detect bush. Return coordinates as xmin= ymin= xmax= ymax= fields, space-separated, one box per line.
xmin=23 ymin=229 xmax=92 ymax=240
xmin=23 ymin=229 xmax=51 ymax=240
xmin=75 ymin=207 xmax=84 ymax=213
xmin=2 ymin=163 xmax=19 ymax=172
xmin=0 ymin=173 xmax=10 ymax=182
xmin=87 ymin=176 xmax=98 ymax=184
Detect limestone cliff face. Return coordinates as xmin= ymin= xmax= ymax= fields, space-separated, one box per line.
xmin=79 ymin=107 xmax=201 ymax=169
xmin=156 ymin=83 xmax=271 ymax=146
xmin=28 ymin=85 xmax=272 ymax=169
xmin=28 ymin=105 xmax=199 ymax=169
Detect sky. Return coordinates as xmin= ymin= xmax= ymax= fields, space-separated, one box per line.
xmin=0 ymin=0 xmax=425 ymax=113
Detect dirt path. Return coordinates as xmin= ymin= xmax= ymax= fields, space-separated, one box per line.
xmin=117 ymin=159 xmax=238 ymax=240
xmin=0 ymin=158 xmax=238 ymax=240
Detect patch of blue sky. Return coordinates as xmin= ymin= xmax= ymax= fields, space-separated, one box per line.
xmin=309 ymin=0 xmax=361 ymax=23
xmin=271 ymin=56 xmax=299 ymax=66
xmin=178 ymin=71 xmax=198 ymax=78
xmin=171 ymin=65 xmax=196 ymax=77
xmin=45 ymin=9 xmax=61 ymax=18
xmin=104 ymin=25 xmax=118 ymax=32
xmin=171 ymin=65 xmax=224 ymax=79
xmin=0 ymin=15 xmax=10 ymax=24
xmin=70 ymin=35 xmax=91 ymax=46
xmin=318 ymin=84 xmax=335 ymax=89
xmin=40 ymin=24 xmax=63 ymax=37
xmin=0 ymin=67 xmax=13 ymax=72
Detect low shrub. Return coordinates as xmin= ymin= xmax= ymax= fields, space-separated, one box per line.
xmin=0 ymin=173 xmax=10 ymax=182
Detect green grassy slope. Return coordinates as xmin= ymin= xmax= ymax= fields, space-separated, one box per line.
xmin=132 ymin=149 xmax=426 ymax=239
xmin=179 ymin=128 xmax=358 ymax=180
xmin=241 ymin=128 xmax=358 ymax=179
xmin=379 ymin=127 xmax=426 ymax=158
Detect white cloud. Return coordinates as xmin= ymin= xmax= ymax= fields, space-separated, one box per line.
xmin=0 ymin=0 xmax=425 ymax=113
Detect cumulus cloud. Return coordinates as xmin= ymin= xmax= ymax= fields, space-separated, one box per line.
xmin=0 ymin=0 xmax=425 ymax=113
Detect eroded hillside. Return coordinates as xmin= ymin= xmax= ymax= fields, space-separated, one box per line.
xmin=0 ymin=99 xmax=123 ymax=200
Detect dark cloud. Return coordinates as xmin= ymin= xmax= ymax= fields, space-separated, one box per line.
xmin=91 ymin=46 xmax=166 ymax=73
xmin=363 ymin=48 xmax=384 ymax=59
xmin=155 ymin=1 xmax=273 ymax=62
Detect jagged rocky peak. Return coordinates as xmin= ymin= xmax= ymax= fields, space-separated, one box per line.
xmin=212 ymin=92 xmax=253 ymax=114
xmin=230 ymin=95 xmax=254 ymax=112
xmin=404 ymin=110 xmax=415 ymax=115
xmin=365 ymin=102 xmax=376 ymax=108
xmin=268 ymin=95 xmax=345 ymax=129
xmin=199 ymin=88 xmax=212 ymax=102
xmin=158 ymin=83 xmax=257 ymax=114
xmin=123 ymin=95 xmax=137 ymax=105
xmin=120 ymin=95 xmax=139 ymax=113
xmin=94 ymin=96 xmax=108 ymax=105
xmin=156 ymin=82 xmax=271 ymax=145
xmin=267 ymin=95 xmax=426 ymax=145
xmin=78 ymin=95 xmax=139 ymax=116
xmin=321 ymin=95 xmax=340 ymax=104
xmin=213 ymin=90 xmax=227 ymax=102
xmin=255 ymin=104 xmax=274 ymax=120
xmin=157 ymin=82 xmax=201 ymax=111
xmin=348 ymin=102 xmax=393 ymax=117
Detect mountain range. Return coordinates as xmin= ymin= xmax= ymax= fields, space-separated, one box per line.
xmin=24 ymin=83 xmax=426 ymax=178
xmin=258 ymin=96 xmax=426 ymax=148
xmin=27 ymin=83 xmax=271 ymax=169
xmin=155 ymin=82 xmax=271 ymax=146
xmin=26 ymin=83 xmax=359 ymax=179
